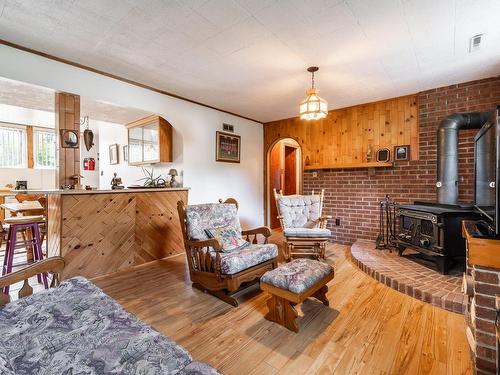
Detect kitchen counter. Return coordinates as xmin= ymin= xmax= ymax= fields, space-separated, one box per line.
xmin=15 ymin=187 xmax=189 ymax=195
xmin=46 ymin=188 xmax=188 ymax=279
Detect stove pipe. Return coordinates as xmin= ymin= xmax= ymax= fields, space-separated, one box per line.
xmin=436 ymin=112 xmax=490 ymax=204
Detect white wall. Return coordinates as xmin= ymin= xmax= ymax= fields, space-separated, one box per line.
xmin=80 ymin=119 xmax=100 ymax=188
xmin=0 ymin=167 xmax=55 ymax=190
xmin=0 ymin=45 xmax=264 ymax=227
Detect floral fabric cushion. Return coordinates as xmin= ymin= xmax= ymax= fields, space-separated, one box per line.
xmin=185 ymin=203 xmax=241 ymax=241
xmin=180 ymin=361 xmax=221 ymax=375
xmin=283 ymin=228 xmax=331 ymax=238
xmin=205 ymin=225 xmax=250 ymax=253
xmin=0 ymin=341 xmax=13 ymax=374
xmin=211 ymin=243 xmax=278 ymax=275
xmin=261 ymin=258 xmax=333 ymax=294
xmin=0 ymin=277 xmax=220 ymax=375
xmin=277 ymin=194 xmax=322 ymax=229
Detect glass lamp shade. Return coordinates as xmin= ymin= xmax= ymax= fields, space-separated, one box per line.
xmin=299 ymin=88 xmax=328 ymax=120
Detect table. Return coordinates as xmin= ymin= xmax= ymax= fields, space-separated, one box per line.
xmin=0 ymin=191 xmax=16 ymax=221
xmin=1 ymin=201 xmax=43 ymax=216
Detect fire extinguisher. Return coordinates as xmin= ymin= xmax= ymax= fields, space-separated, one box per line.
xmin=88 ymin=158 xmax=95 ymax=171
xmin=83 ymin=158 xmax=89 ymax=170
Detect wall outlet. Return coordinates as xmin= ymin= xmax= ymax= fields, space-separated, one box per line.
xmin=335 ymin=218 xmax=341 ymax=226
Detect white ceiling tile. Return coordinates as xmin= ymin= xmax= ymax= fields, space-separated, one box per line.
xmin=204 ymin=17 xmax=269 ymax=56
xmin=1 ymin=0 xmax=500 ymax=121
xmin=233 ymin=0 xmax=275 ymax=15
xmin=195 ymin=0 xmax=250 ymax=30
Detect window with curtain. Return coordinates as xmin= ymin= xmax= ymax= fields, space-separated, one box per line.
xmin=0 ymin=123 xmax=26 ymax=168
xmin=34 ymin=128 xmax=56 ymax=168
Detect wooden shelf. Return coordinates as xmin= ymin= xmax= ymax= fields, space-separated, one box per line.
xmin=462 ymin=221 xmax=500 ymax=269
xmin=304 ymin=162 xmax=393 ymax=171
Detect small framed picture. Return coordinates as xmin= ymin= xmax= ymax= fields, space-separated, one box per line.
xmin=216 ymin=131 xmax=241 ymax=163
xmin=376 ymin=148 xmax=391 ymax=162
xmin=394 ymin=145 xmax=410 ymax=161
xmin=123 ymin=145 xmax=129 ymax=162
xmin=109 ymin=144 xmax=119 ymax=165
xmin=15 ymin=180 xmax=27 ymax=190
xmin=60 ymin=129 xmax=79 ymax=148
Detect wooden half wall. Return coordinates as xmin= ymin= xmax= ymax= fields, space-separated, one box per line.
xmin=55 ymin=92 xmax=81 ymax=187
xmin=264 ymin=95 xmax=419 ymax=168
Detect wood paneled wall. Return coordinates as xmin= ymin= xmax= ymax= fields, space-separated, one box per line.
xmin=55 ymin=92 xmax=81 ymax=187
xmin=47 ymin=190 xmax=188 ymax=279
xmin=264 ymin=95 xmax=419 ymax=167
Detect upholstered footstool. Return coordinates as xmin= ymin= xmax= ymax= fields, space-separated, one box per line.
xmin=260 ymin=258 xmax=334 ymax=332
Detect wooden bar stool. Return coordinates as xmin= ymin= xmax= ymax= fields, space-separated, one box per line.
xmin=2 ymin=215 xmax=48 ymax=294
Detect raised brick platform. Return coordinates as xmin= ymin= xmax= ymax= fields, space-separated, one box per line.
xmin=351 ymin=240 xmax=465 ymax=314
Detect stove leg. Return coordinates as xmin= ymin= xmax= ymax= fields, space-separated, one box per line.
xmin=436 ymin=257 xmax=450 ymax=275
xmin=397 ymin=245 xmax=406 ymax=257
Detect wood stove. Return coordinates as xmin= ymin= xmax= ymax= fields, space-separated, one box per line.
xmin=397 ymin=201 xmax=481 ymax=274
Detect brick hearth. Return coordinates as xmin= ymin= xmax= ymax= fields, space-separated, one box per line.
xmin=351 ymin=240 xmax=466 ymax=314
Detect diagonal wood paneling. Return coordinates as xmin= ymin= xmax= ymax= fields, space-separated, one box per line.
xmin=47 ymin=190 xmax=188 ymax=279
xmin=134 ymin=191 xmax=187 ymax=264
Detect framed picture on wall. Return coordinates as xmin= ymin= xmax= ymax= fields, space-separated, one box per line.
xmin=216 ymin=131 xmax=241 ymax=163
xmin=123 ymin=145 xmax=129 ymax=162
xmin=109 ymin=144 xmax=119 ymax=165
xmin=60 ymin=129 xmax=79 ymax=148
xmin=394 ymin=145 xmax=410 ymax=161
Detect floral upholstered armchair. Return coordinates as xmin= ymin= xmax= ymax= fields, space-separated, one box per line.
xmin=274 ymin=189 xmax=331 ymax=260
xmin=177 ymin=199 xmax=278 ymax=306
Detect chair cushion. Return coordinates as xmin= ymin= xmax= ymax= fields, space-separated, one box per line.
xmin=205 ymin=225 xmax=249 ymax=252
xmin=261 ymin=258 xmax=333 ymax=294
xmin=284 ymin=228 xmax=331 ymax=238
xmin=277 ymin=195 xmax=321 ymax=229
xmin=212 ymin=243 xmax=278 ymax=275
xmin=185 ymin=203 xmax=241 ymax=241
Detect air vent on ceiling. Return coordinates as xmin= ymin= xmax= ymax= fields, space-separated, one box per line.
xmin=469 ymin=34 xmax=483 ymax=52
xmin=222 ymin=123 xmax=234 ymax=133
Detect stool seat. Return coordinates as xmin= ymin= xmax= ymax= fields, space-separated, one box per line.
xmin=4 ymin=215 xmax=44 ymax=224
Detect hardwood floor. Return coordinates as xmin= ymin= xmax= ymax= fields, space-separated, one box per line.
xmin=92 ymin=236 xmax=472 ymax=375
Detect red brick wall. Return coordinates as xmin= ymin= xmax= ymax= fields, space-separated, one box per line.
xmin=304 ymin=76 xmax=500 ymax=245
xmin=470 ymin=265 xmax=500 ymax=374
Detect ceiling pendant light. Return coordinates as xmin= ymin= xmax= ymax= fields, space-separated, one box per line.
xmin=299 ymin=66 xmax=328 ymax=121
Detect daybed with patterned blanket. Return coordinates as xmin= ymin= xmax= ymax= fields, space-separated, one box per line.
xmin=0 ymin=275 xmax=220 ymax=375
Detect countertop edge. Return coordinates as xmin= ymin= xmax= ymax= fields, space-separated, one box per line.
xmin=12 ymin=187 xmax=190 ymax=195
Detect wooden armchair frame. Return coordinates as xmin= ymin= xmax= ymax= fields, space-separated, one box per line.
xmin=0 ymin=256 xmax=65 ymax=306
xmin=177 ymin=199 xmax=277 ymax=306
xmin=273 ymin=189 xmax=332 ymax=261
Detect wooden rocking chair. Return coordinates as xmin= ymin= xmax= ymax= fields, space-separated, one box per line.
xmin=274 ymin=189 xmax=332 ymax=261
xmin=177 ymin=198 xmax=278 ymax=306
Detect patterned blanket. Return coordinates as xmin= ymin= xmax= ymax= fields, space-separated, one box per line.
xmin=0 ymin=276 xmax=219 ymax=375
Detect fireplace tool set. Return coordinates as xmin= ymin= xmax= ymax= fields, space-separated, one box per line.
xmin=376 ymin=195 xmax=398 ymax=250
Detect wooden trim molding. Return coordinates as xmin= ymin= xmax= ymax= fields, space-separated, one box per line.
xmin=26 ymin=125 xmax=34 ymax=168
xmin=0 ymin=39 xmax=262 ymax=124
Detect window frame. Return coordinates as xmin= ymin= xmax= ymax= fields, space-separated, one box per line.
xmin=32 ymin=126 xmax=56 ymax=170
xmin=0 ymin=122 xmax=27 ymax=169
